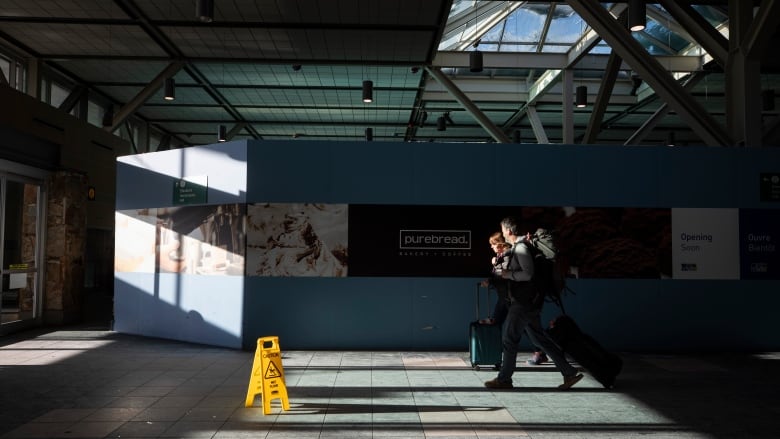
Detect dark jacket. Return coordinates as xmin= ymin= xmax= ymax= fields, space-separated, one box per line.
xmin=504 ymin=241 xmax=540 ymax=309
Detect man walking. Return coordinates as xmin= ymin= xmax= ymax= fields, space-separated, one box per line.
xmin=484 ymin=217 xmax=583 ymax=390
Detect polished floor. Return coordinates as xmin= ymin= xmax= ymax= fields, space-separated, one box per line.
xmin=0 ymin=325 xmax=778 ymax=439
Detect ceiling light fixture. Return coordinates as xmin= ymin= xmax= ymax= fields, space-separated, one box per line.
xmin=666 ymin=131 xmax=676 ymax=147
xmin=628 ymin=0 xmax=646 ymax=32
xmin=470 ymin=2 xmax=483 ymax=73
xmin=164 ymin=77 xmax=175 ymax=101
xmin=629 ymin=74 xmax=643 ymax=96
xmin=217 ymin=124 xmax=227 ymax=142
xmin=362 ymin=80 xmax=373 ymax=103
xmin=437 ymin=115 xmax=446 ymax=131
xmin=365 ymin=127 xmax=373 ymax=141
xmin=470 ymin=43 xmax=483 ymax=73
xmin=102 ymin=107 xmax=113 ymax=127
xmin=197 ymin=0 xmax=214 ymax=23
xmin=512 ymin=129 xmax=521 ymax=143
xmin=575 ymin=85 xmax=588 ymax=108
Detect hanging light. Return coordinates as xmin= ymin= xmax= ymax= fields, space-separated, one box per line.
xmin=763 ymin=89 xmax=775 ymax=111
xmin=102 ymin=107 xmax=113 ymax=127
xmin=418 ymin=110 xmax=427 ymax=127
xmin=575 ymin=85 xmax=588 ymax=108
xmin=362 ymin=80 xmax=373 ymax=103
xmin=437 ymin=115 xmax=446 ymax=131
xmin=469 ymin=2 xmax=483 ymax=73
xmin=512 ymin=129 xmax=521 ymax=143
xmin=628 ymin=0 xmax=646 ymax=32
xmin=629 ymin=74 xmax=643 ymax=96
xmin=217 ymin=125 xmax=227 ymax=142
xmin=164 ymin=77 xmax=175 ymax=101
xmin=469 ymin=49 xmax=483 ymax=73
xmin=197 ymin=0 xmax=214 ymax=23
xmin=666 ymin=131 xmax=676 ymax=147
xmin=365 ymin=128 xmax=373 ymax=141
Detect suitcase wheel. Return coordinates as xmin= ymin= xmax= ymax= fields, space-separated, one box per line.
xmin=474 ymin=365 xmax=481 ymax=371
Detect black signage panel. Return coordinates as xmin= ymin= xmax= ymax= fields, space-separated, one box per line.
xmin=349 ymin=204 xmax=541 ymax=277
xmin=347 ymin=204 xmax=672 ymax=279
xmin=760 ymin=173 xmax=780 ymax=202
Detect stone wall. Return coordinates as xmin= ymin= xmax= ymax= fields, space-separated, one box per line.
xmin=19 ymin=184 xmax=39 ymax=314
xmin=44 ymin=171 xmax=88 ymax=324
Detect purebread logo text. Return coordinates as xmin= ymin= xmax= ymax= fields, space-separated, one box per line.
xmin=399 ymin=230 xmax=471 ymax=250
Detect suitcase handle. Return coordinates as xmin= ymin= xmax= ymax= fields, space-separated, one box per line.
xmin=475 ymin=282 xmax=494 ymax=320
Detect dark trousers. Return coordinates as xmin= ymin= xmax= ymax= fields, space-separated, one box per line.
xmin=497 ymin=300 xmax=577 ymax=383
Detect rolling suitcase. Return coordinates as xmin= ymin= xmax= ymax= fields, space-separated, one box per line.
xmin=469 ymin=283 xmax=503 ymax=370
xmin=546 ymin=314 xmax=622 ymax=388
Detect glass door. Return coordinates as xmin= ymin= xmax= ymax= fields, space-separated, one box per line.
xmin=1 ymin=176 xmax=43 ymax=329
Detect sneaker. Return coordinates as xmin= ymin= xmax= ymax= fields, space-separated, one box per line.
xmin=558 ymin=373 xmax=584 ymax=390
xmin=484 ymin=378 xmax=513 ymax=389
xmin=526 ymin=351 xmax=548 ymax=365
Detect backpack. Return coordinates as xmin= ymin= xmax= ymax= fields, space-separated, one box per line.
xmin=526 ymin=228 xmax=571 ymax=310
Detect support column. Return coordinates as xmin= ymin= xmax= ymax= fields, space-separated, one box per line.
xmin=44 ymin=171 xmax=88 ymax=324
xmin=726 ymin=0 xmax=766 ymax=147
xmin=562 ymin=70 xmax=574 ymax=144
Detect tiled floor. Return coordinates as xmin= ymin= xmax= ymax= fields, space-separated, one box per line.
xmin=1 ymin=326 xmax=778 ymax=438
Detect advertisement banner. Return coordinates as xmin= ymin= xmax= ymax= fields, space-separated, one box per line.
xmin=671 ymin=208 xmax=740 ymax=279
xmin=347 ymin=204 xmax=513 ymax=277
xmin=115 ymin=204 xmax=246 ymax=276
xmin=246 ymin=203 xmax=349 ymax=277
xmin=121 ymin=202 xmax=673 ymax=279
xmin=739 ymin=209 xmax=780 ymax=279
xmin=346 ymin=205 xmax=671 ymax=279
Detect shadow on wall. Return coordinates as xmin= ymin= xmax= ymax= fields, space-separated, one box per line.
xmin=113 ymin=276 xmax=243 ymax=349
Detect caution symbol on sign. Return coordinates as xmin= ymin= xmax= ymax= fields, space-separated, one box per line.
xmin=265 ymin=361 xmax=282 ymax=379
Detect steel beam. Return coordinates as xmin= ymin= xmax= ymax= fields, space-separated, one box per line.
xmin=106 ymin=61 xmax=183 ymax=132
xmin=226 ymin=122 xmax=247 ymax=142
xmin=657 ymin=0 xmax=728 ymax=67
xmin=433 ymin=51 xmax=702 ymax=72
xmin=526 ymin=106 xmax=549 ymax=144
xmin=562 ymin=70 xmax=574 ymax=144
xmin=624 ymin=72 xmax=707 ymax=146
xmin=424 ymin=66 xmax=511 ymax=143
xmin=58 ymin=85 xmax=87 ymax=114
xmin=567 ymin=0 xmax=731 ymax=147
xmin=742 ymin=0 xmax=780 ymax=58
xmin=726 ymin=0 xmax=762 ymax=146
xmin=583 ymin=51 xmax=621 ymax=144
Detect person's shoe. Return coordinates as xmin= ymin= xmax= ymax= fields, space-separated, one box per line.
xmin=484 ymin=378 xmax=513 ymax=389
xmin=526 ymin=351 xmax=548 ymax=365
xmin=558 ymin=373 xmax=584 ymax=390
xmin=478 ymin=318 xmax=496 ymax=325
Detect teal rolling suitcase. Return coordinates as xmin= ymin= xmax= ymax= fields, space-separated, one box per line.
xmin=469 ymin=284 xmax=503 ymax=370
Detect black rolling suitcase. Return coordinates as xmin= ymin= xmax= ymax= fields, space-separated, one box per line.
xmin=469 ymin=283 xmax=503 ymax=370
xmin=547 ymin=314 xmax=622 ymax=388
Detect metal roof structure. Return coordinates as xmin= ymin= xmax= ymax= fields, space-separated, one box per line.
xmin=1 ymin=1 xmax=779 ymax=150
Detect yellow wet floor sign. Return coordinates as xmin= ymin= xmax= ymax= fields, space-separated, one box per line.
xmin=245 ymin=336 xmax=290 ymax=414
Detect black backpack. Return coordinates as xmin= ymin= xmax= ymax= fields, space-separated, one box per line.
xmin=526 ymin=228 xmax=571 ymax=310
